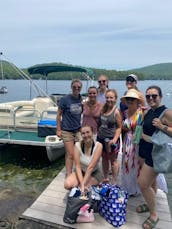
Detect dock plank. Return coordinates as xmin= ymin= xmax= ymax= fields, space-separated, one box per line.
xmin=22 ymin=164 xmax=172 ymax=229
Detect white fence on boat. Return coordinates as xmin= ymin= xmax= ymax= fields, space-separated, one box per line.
xmin=0 ymin=97 xmax=58 ymax=131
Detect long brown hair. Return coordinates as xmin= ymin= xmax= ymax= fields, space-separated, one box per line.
xmin=102 ymin=89 xmax=118 ymax=114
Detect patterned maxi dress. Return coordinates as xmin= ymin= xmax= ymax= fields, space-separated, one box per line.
xmin=121 ymin=108 xmax=143 ymax=196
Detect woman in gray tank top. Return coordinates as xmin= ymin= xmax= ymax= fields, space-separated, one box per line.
xmin=97 ymin=89 xmax=122 ymax=184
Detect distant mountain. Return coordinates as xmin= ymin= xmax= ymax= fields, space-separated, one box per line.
xmin=1 ymin=60 xmax=172 ymax=80
xmin=131 ymin=63 xmax=172 ymax=79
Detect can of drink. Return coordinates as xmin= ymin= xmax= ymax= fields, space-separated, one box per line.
xmin=111 ymin=143 xmax=117 ymax=151
xmin=104 ymin=138 xmax=110 ymax=153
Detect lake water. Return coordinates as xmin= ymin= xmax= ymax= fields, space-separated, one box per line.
xmin=0 ymin=79 xmax=172 ymax=217
xmin=1 ymin=80 xmax=172 ymax=108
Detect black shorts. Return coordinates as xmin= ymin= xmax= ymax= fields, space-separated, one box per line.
xmin=139 ymin=140 xmax=153 ymax=167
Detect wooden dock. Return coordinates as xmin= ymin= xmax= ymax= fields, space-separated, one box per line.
xmin=22 ymin=165 xmax=172 ymax=228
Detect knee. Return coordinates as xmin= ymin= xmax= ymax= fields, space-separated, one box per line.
xmin=138 ymin=176 xmax=146 ymax=191
xmin=66 ymin=151 xmax=74 ymax=160
xmin=64 ymin=179 xmax=73 ymax=190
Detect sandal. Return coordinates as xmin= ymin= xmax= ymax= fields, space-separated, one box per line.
xmin=136 ymin=204 xmax=149 ymax=213
xmin=142 ymin=217 xmax=159 ymax=229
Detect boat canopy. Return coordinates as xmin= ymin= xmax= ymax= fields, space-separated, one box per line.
xmin=28 ymin=65 xmax=94 ymax=78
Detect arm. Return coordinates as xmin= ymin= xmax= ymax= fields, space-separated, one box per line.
xmin=81 ymin=143 xmax=102 ymax=192
xmin=73 ymin=144 xmax=84 ymax=186
xmin=110 ymin=109 xmax=122 ymax=145
xmin=56 ymin=108 xmax=63 ymax=138
xmin=152 ymin=109 xmax=172 ymax=137
xmin=142 ymin=133 xmax=152 ymax=143
xmin=138 ymin=91 xmax=146 ymax=107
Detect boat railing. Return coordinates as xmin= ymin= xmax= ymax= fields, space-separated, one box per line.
xmin=13 ymin=108 xmax=41 ymax=130
xmin=41 ymin=107 xmax=58 ymax=120
xmin=0 ymin=106 xmax=41 ymax=131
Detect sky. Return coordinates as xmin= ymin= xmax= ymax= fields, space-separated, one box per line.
xmin=1 ymin=0 xmax=172 ymax=70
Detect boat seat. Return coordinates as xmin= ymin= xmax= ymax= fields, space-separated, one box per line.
xmin=41 ymin=106 xmax=58 ymax=120
xmin=32 ymin=97 xmax=55 ymax=114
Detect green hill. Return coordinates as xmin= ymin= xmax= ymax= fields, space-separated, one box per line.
xmin=1 ymin=60 xmax=172 ymax=80
xmin=132 ymin=63 xmax=172 ymax=80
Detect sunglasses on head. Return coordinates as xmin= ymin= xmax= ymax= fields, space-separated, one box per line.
xmin=126 ymin=76 xmax=136 ymax=83
xmin=146 ymin=94 xmax=158 ymax=100
xmin=125 ymin=97 xmax=136 ymax=101
xmin=98 ymin=80 xmax=106 ymax=83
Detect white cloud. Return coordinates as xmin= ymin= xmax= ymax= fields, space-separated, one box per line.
xmin=1 ymin=0 xmax=172 ymax=69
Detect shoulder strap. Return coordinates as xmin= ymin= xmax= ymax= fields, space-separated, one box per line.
xmin=159 ymin=108 xmax=168 ymax=119
xmin=90 ymin=141 xmax=95 ymax=156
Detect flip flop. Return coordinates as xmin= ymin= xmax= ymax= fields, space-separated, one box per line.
xmin=136 ymin=204 xmax=149 ymax=213
xmin=142 ymin=217 xmax=159 ymax=229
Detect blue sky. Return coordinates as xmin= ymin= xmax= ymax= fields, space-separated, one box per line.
xmin=1 ymin=0 xmax=172 ymax=70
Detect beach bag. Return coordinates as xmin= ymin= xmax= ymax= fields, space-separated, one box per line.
xmin=63 ymin=195 xmax=90 ymax=224
xmin=63 ymin=186 xmax=99 ymax=224
xmin=151 ymin=109 xmax=172 ymax=173
xmin=99 ymin=184 xmax=128 ymax=227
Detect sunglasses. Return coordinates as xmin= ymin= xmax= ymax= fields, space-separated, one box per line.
xmin=72 ymin=86 xmax=81 ymax=89
xmin=125 ymin=97 xmax=136 ymax=102
xmin=98 ymin=80 xmax=106 ymax=83
xmin=88 ymin=92 xmax=97 ymax=95
xmin=146 ymin=94 xmax=158 ymax=100
xmin=126 ymin=76 xmax=136 ymax=83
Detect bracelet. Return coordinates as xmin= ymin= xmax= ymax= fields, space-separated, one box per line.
xmin=163 ymin=125 xmax=168 ymax=132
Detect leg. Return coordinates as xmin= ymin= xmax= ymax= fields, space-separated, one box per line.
xmin=64 ymin=172 xmax=79 ymax=190
xmin=138 ymin=163 xmax=159 ymax=228
xmin=109 ymin=150 xmax=119 ymax=184
xmin=102 ymin=152 xmax=109 ymax=181
xmin=64 ymin=141 xmax=75 ymax=177
xmin=139 ymin=156 xmax=145 ymax=167
xmin=139 ymin=156 xmax=157 ymax=193
xmin=110 ymin=158 xmax=119 ymax=184
xmin=151 ymin=179 xmax=157 ymax=194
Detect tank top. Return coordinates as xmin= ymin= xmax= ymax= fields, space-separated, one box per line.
xmin=82 ymin=101 xmax=102 ymax=134
xmin=75 ymin=141 xmax=101 ymax=172
xmin=98 ymin=106 xmax=117 ymax=139
xmin=139 ymin=105 xmax=167 ymax=152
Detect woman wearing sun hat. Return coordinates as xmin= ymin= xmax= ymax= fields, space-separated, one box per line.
xmin=120 ymin=88 xmax=144 ymax=196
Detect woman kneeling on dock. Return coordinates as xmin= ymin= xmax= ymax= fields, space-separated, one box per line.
xmin=64 ymin=126 xmax=103 ymax=193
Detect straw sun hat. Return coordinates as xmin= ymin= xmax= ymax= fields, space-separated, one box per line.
xmin=120 ymin=89 xmax=141 ymax=103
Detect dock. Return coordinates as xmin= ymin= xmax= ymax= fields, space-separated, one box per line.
xmin=22 ymin=163 xmax=172 ymax=228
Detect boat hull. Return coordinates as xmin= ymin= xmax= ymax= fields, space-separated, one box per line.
xmin=45 ymin=135 xmax=65 ymax=162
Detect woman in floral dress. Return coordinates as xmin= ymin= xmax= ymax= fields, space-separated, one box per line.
xmin=121 ymin=89 xmax=144 ymax=196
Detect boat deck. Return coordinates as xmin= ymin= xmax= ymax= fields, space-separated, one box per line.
xmin=0 ymin=129 xmax=46 ymax=146
xmin=0 ymin=129 xmax=63 ymax=148
xmin=22 ymin=167 xmax=172 ymax=228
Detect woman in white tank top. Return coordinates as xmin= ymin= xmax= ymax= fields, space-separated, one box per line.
xmin=64 ymin=126 xmax=103 ymax=194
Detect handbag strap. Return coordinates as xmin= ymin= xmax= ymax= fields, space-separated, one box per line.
xmin=154 ymin=108 xmax=168 ymax=134
xmin=158 ymin=108 xmax=168 ymax=119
